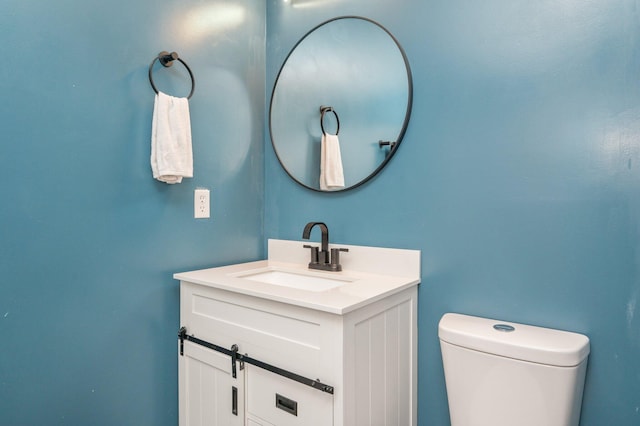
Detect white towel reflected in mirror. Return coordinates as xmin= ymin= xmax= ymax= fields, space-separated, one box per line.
xmin=320 ymin=133 xmax=345 ymax=190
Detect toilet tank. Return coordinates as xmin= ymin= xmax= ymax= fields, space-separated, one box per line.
xmin=438 ymin=313 xmax=590 ymax=426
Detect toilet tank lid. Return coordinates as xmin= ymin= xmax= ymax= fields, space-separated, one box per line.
xmin=438 ymin=313 xmax=590 ymax=367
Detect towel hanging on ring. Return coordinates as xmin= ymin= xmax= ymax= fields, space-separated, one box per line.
xmin=319 ymin=107 xmax=344 ymax=190
xmin=148 ymin=51 xmax=195 ymax=184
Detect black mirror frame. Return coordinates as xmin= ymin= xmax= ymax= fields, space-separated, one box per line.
xmin=269 ymin=15 xmax=413 ymax=193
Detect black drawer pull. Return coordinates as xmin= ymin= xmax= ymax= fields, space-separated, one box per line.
xmin=276 ymin=393 xmax=298 ymax=416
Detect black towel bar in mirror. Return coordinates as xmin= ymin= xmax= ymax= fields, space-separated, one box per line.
xmin=378 ymin=140 xmax=397 ymax=149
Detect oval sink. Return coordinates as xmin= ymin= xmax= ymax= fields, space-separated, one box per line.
xmin=233 ymin=268 xmax=354 ymax=292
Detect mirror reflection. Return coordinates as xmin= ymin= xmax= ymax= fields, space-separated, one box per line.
xmin=269 ymin=16 xmax=413 ymax=192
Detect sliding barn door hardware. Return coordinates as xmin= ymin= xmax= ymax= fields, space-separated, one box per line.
xmin=178 ymin=327 xmax=333 ymax=394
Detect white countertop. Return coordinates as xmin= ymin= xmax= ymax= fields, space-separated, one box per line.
xmin=174 ymin=239 xmax=421 ymax=315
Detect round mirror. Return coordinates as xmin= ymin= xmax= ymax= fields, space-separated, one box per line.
xmin=269 ymin=16 xmax=413 ymax=192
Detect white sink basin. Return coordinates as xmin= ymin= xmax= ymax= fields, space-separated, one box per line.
xmin=232 ymin=268 xmax=354 ymax=292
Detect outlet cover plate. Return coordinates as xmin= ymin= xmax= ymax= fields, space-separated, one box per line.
xmin=194 ymin=188 xmax=210 ymax=219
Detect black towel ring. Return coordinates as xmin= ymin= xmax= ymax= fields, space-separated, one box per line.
xmin=148 ymin=51 xmax=195 ymax=99
xmin=320 ymin=106 xmax=340 ymax=135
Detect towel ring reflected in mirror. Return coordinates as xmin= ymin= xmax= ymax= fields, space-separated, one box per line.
xmin=148 ymin=51 xmax=196 ymax=100
xmin=269 ymin=16 xmax=413 ymax=192
xmin=320 ymin=106 xmax=340 ymax=136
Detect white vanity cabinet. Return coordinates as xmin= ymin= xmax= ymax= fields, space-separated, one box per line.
xmin=176 ymin=239 xmax=420 ymax=426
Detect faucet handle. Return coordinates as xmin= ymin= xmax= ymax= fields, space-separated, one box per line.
xmin=303 ymin=244 xmax=320 ymax=265
xmin=330 ymin=247 xmax=349 ymax=271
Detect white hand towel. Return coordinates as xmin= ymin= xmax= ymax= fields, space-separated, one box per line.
xmin=151 ymin=91 xmax=193 ymax=184
xmin=320 ymin=133 xmax=345 ymax=190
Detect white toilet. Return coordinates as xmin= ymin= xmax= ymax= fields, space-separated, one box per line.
xmin=439 ymin=313 xmax=590 ymax=426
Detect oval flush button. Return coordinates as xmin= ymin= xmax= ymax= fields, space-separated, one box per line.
xmin=493 ymin=324 xmax=515 ymax=332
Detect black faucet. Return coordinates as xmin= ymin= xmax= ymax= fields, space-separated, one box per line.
xmin=302 ymin=222 xmax=348 ymax=272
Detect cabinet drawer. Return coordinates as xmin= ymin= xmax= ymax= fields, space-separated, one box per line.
xmin=248 ymin=366 xmax=333 ymax=426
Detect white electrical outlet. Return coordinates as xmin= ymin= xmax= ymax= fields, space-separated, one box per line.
xmin=194 ymin=188 xmax=210 ymax=219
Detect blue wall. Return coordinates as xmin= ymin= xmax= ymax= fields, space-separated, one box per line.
xmin=0 ymin=0 xmax=264 ymax=424
xmin=266 ymin=1 xmax=640 ymax=425
xmin=3 ymin=0 xmax=640 ymax=424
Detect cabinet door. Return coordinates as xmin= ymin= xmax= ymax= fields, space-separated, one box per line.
xmin=179 ymin=340 xmax=244 ymax=426
xmin=246 ymin=415 xmax=275 ymax=426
